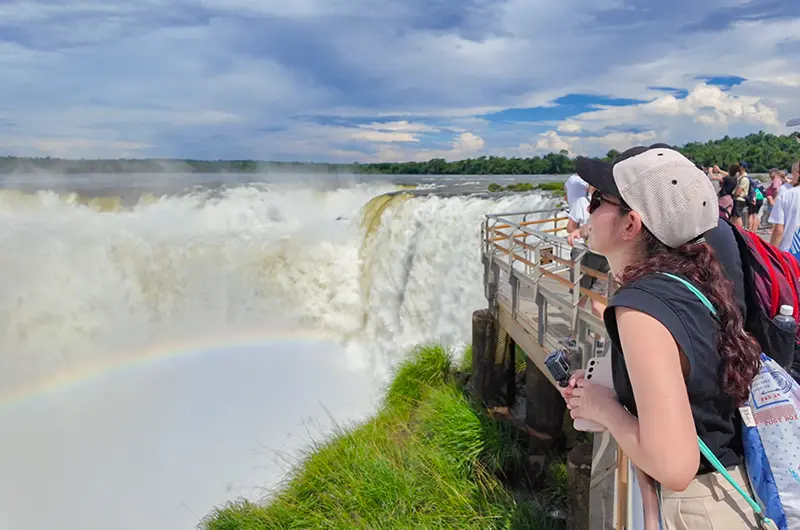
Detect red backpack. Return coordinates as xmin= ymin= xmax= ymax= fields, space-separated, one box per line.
xmin=723 ymin=218 xmax=800 ymax=369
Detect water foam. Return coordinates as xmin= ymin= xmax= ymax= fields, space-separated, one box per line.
xmin=0 ymin=181 xmax=559 ymax=396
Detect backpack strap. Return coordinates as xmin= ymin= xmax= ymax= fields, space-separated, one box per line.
xmin=746 ymin=231 xmax=781 ymax=316
xmin=786 ymin=255 xmax=800 ymax=323
xmin=657 ymin=272 xmax=778 ymax=530
xmin=659 ymin=272 xmax=717 ymax=316
xmin=774 ymin=250 xmax=799 ymax=320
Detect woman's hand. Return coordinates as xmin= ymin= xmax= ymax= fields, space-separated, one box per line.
xmin=567 ymin=229 xmax=581 ymax=246
xmin=557 ymin=369 xmax=585 ymax=401
xmin=566 ymin=377 xmax=619 ymax=425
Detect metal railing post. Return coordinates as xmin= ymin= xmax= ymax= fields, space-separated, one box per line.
xmin=532 ymin=244 xmax=541 ymax=302
xmin=510 ymin=270 xmax=519 ymax=319
xmin=536 ymin=291 xmax=547 ymax=347
xmin=571 ymin=249 xmax=583 ymax=332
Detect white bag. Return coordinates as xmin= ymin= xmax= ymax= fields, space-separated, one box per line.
xmin=739 ymin=354 xmax=800 ymax=530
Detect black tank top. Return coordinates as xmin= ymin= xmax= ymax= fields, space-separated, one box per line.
xmin=603 ymin=273 xmax=743 ymax=473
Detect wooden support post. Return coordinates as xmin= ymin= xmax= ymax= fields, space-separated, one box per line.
xmin=472 ymin=309 xmax=498 ymax=405
xmin=524 ymin=355 xmax=566 ymax=462
xmin=471 ymin=309 xmax=515 ymax=407
xmin=507 ymin=337 xmax=516 ymax=408
xmin=567 ymin=442 xmax=593 ymax=530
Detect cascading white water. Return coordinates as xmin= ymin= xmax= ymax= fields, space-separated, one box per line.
xmin=0 ymin=177 xmax=562 ymax=530
xmin=359 ymin=192 xmax=560 ymax=373
xmin=0 ymin=181 xmax=560 ymax=394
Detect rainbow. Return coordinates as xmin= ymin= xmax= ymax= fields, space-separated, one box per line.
xmin=0 ymin=328 xmax=339 ymax=409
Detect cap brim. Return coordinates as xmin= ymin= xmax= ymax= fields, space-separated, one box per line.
xmin=575 ymin=157 xmax=621 ymax=198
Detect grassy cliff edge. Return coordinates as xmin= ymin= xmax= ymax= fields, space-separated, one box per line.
xmin=200 ymin=344 xmax=566 ymax=530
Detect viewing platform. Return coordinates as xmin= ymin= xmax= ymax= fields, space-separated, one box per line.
xmin=473 ymin=207 xmax=622 ymax=530
xmin=472 ymin=205 xmax=774 ymax=529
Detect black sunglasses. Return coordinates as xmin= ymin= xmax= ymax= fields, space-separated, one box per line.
xmin=588 ymin=189 xmax=631 ymax=214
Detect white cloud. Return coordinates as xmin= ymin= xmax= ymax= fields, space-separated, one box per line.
xmin=357 ymin=121 xmax=439 ymax=133
xmin=368 ymin=132 xmax=486 ymax=162
xmin=512 ymin=81 xmax=784 ymax=157
xmin=0 ymin=136 xmax=150 ymax=158
xmin=577 ymin=84 xmax=780 ymax=130
xmin=348 ymin=130 xmax=420 ymax=143
xmin=557 ymin=122 xmax=582 ymax=134
xmin=535 ymin=131 xmax=573 ymax=154
xmin=0 ymin=0 xmax=797 ymax=160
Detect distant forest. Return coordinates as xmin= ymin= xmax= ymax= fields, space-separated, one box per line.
xmin=2 ymin=131 xmax=798 ymax=175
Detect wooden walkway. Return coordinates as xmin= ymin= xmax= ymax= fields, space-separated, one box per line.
xmin=481 ymin=208 xmax=622 ymax=529
xmin=481 ymin=206 xmax=769 ymax=530
xmin=480 ymin=208 xmax=774 ymax=530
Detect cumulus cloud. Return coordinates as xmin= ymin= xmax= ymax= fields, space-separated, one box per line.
xmin=516 ymin=83 xmax=783 ymax=157
xmin=579 ymin=85 xmax=780 ymax=129
xmin=557 ymin=122 xmax=582 ymax=134
xmin=0 ymin=0 xmax=798 ymax=160
xmin=370 ymin=132 xmax=485 ymax=162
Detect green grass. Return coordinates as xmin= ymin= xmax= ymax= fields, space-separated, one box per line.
xmin=487 ymin=181 xmax=566 ymax=196
xmin=535 ymin=181 xmax=565 ymax=192
xmin=200 ymin=344 xmax=565 ymax=530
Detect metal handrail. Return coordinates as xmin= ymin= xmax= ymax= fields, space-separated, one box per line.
xmin=483 ymin=209 xmax=632 ymax=530
xmin=484 ymin=207 xmax=567 ymax=218
xmin=487 ymin=214 xmax=595 ymax=255
xmin=482 ymin=209 xmax=615 ymax=368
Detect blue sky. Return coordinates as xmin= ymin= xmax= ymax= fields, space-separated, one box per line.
xmin=0 ymin=0 xmax=798 ymax=162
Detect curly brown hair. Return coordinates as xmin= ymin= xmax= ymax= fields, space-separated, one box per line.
xmin=618 ymin=227 xmax=762 ymax=405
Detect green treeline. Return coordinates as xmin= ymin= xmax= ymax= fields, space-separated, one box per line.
xmin=2 ymin=131 xmax=798 ymax=175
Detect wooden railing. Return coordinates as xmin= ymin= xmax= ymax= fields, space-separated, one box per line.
xmin=481 ymin=208 xmax=639 ymax=530
xmin=481 ymin=208 xmax=616 ymax=369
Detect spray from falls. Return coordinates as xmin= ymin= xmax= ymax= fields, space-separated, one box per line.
xmin=0 ymin=183 xmax=562 ymax=402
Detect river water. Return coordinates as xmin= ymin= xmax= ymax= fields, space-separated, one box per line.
xmin=0 ymin=172 xmax=562 ymax=529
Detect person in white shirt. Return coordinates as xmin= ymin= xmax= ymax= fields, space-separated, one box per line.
xmin=768 ymin=161 xmax=800 ymax=251
xmin=566 ymin=190 xmax=591 ymax=245
xmin=566 ymin=186 xmax=608 ymax=353
xmin=564 ymin=173 xmax=589 ymax=211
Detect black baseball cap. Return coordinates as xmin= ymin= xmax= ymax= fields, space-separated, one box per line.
xmin=574 ymin=143 xmax=717 ymax=248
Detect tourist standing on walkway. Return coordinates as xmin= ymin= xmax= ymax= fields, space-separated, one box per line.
xmin=764 ymin=168 xmax=783 ymax=225
xmin=564 ymin=173 xmax=589 ymax=210
xmin=711 ymin=165 xmax=735 ymax=217
xmin=731 ymin=163 xmax=750 ymax=228
xmin=561 ymin=145 xmax=761 ymax=530
xmin=768 ymin=161 xmax=800 ymax=251
xmin=566 ymin=185 xmax=609 ymax=329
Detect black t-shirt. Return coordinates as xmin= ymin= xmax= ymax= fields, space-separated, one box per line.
xmin=604 ymin=273 xmax=743 ymax=474
xmin=719 ymin=175 xmax=737 ymax=197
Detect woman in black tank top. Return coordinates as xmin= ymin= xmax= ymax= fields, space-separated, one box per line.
xmin=560 ymin=145 xmax=762 ymax=529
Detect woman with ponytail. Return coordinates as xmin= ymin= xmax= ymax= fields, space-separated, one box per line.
xmin=559 ymin=145 xmax=762 ymax=529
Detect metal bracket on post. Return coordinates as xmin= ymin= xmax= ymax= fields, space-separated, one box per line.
xmin=571 ymin=249 xmax=583 ymax=332
xmin=510 ymin=270 xmax=520 ymax=319
xmin=488 ymin=260 xmax=500 ymax=313
xmin=536 ymin=291 xmax=547 ymax=347
xmin=482 ymin=253 xmax=491 ymax=300
xmin=532 ymin=244 xmax=541 ymax=302
xmin=576 ymin=319 xmax=588 ymax=369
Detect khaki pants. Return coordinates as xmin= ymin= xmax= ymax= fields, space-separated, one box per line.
xmin=660 ymin=465 xmax=760 ymax=530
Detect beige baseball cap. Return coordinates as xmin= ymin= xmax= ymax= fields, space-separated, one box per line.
xmin=575 ymin=144 xmax=719 ymax=248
